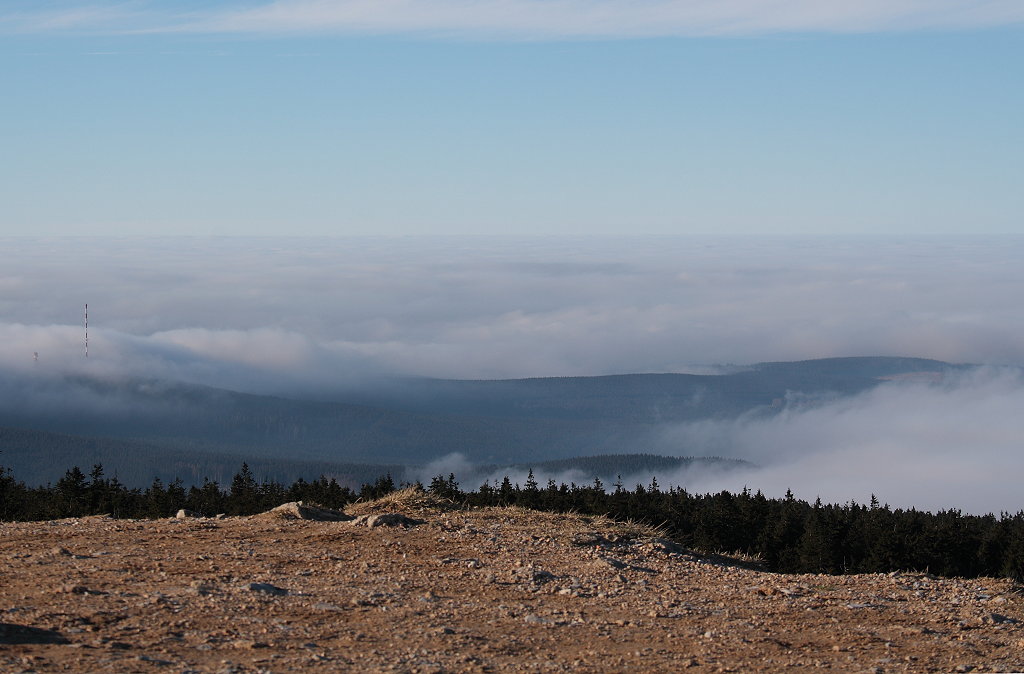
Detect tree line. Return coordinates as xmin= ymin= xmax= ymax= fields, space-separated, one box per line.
xmin=2 ymin=462 xmax=1022 ymax=581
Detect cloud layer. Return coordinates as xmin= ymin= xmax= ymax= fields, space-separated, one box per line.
xmin=3 ymin=236 xmax=1023 ymax=389
xmin=2 ymin=235 xmax=1023 ymax=513
xmin=4 ymin=0 xmax=1023 ymax=37
xmin=409 ymin=369 xmax=1024 ymax=515
xmin=655 ymin=368 xmax=1024 ymax=515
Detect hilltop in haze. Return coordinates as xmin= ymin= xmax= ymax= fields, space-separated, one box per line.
xmin=2 ymin=355 xmax=1003 ymax=510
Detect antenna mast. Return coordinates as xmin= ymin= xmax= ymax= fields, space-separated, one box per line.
xmin=84 ymin=303 xmax=89 ymax=358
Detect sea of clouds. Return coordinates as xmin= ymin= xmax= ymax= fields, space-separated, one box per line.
xmin=2 ymin=235 xmax=1022 ymax=513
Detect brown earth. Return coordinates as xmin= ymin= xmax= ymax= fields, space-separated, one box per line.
xmin=1 ymin=489 xmax=1022 ymax=673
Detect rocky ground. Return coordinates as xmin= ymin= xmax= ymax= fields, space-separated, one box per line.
xmin=1 ymin=489 xmax=1022 ymax=673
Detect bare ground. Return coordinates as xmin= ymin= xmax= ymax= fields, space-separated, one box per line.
xmin=1 ymin=491 xmax=1022 ymax=673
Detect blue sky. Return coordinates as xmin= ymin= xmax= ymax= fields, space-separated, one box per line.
xmin=2 ymin=1 xmax=1021 ymax=236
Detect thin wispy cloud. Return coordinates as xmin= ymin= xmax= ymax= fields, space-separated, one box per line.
xmin=1 ymin=3 xmax=150 ymax=33
xmin=3 ymin=0 xmax=1023 ymax=37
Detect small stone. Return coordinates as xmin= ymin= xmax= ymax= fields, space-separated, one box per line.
xmin=176 ymin=509 xmax=202 ymax=519
xmin=189 ymin=581 xmax=215 ymax=595
xmin=59 ymin=584 xmax=90 ymax=594
xmin=982 ymin=613 xmax=1017 ymax=625
xmin=350 ymin=513 xmax=424 ymax=528
xmin=247 ymin=582 xmax=287 ymax=596
xmin=600 ymin=556 xmax=628 ymax=570
xmin=51 ymin=546 xmax=73 ymax=556
xmin=532 ymin=569 xmax=555 ymax=584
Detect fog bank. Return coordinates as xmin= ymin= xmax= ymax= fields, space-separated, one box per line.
xmin=2 ymin=236 xmax=1022 ymax=391
xmin=656 ymin=368 xmax=1024 ymax=515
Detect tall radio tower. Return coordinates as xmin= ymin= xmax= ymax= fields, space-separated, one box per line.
xmin=84 ymin=303 xmax=89 ymax=358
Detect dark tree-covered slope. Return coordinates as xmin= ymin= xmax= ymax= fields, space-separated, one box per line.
xmin=0 ymin=357 xmax=964 ymax=486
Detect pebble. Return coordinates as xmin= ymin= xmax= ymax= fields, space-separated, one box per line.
xmin=247 ymin=583 xmax=288 ymax=596
xmin=350 ymin=513 xmax=424 ymax=528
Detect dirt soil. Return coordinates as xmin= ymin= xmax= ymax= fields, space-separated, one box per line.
xmin=2 ymin=491 xmax=1022 ymax=673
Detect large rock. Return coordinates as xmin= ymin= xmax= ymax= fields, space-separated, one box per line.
xmin=263 ymin=502 xmax=353 ymax=522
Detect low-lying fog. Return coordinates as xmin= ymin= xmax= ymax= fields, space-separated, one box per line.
xmin=2 ymin=236 xmax=1022 ymax=514
xmin=660 ymin=367 xmax=1024 ymax=515
xmin=412 ymin=367 xmax=1024 ymax=515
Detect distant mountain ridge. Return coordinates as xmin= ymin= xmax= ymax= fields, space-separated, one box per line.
xmin=329 ymin=356 xmax=960 ymax=420
xmin=0 ymin=356 xmax=964 ymax=487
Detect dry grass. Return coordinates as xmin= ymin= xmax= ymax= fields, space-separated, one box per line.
xmin=477 ymin=505 xmax=666 ymax=545
xmin=340 ymin=491 xmax=769 ymax=567
xmin=343 ymin=491 xmax=666 ymax=544
xmin=344 ymin=485 xmax=460 ymax=516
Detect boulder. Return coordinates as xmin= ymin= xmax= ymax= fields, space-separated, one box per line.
xmin=264 ymin=502 xmax=352 ymax=522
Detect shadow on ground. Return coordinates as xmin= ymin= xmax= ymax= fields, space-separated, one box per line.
xmin=0 ymin=623 xmax=69 ymax=645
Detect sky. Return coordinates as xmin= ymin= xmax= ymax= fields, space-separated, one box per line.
xmin=2 ymin=0 xmax=1022 ymax=236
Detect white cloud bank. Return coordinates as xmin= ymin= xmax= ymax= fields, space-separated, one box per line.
xmin=3 ymin=0 xmax=1023 ymax=37
xmin=656 ymin=368 xmax=1024 ymax=514
xmin=2 ymin=236 xmax=1023 ymax=387
xmin=411 ymin=370 xmax=1024 ymax=515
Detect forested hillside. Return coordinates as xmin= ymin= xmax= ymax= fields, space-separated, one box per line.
xmin=0 ymin=426 xmax=405 ymax=487
xmin=0 ymin=357 xmax=960 ymax=485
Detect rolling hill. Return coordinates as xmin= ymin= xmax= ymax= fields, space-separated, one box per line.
xmin=0 ymin=356 xmax=962 ymax=487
